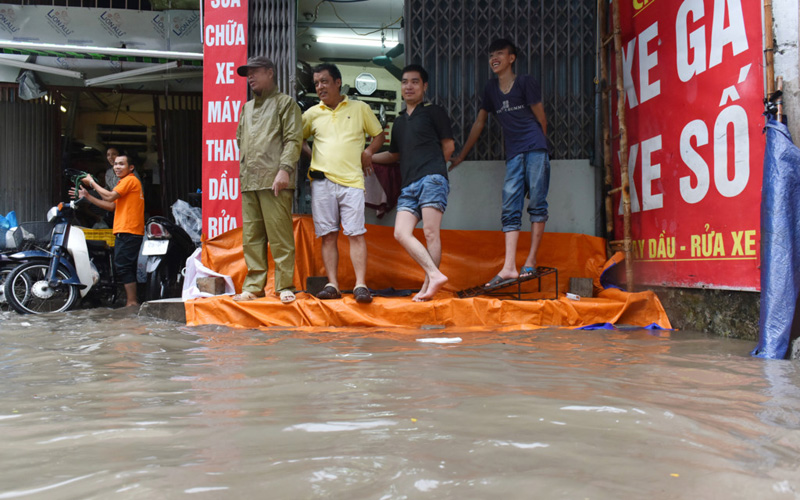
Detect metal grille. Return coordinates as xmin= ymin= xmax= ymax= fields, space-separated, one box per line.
xmin=156 ymin=94 xmax=202 ymax=211
xmin=248 ymin=0 xmax=296 ymax=98
xmin=0 ymin=99 xmax=56 ymax=223
xmin=405 ymin=0 xmax=596 ymax=160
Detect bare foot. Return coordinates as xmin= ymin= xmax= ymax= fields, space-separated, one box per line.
xmin=413 ymin=277 xmax=430 ymax=302
xmin=415 ymin=272 xmax=448 ymax=301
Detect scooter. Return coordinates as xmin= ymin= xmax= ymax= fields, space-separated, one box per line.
xmin=141 ymin=214 xmax=197 ymax=301
xmin=0 ymin=221 xmax=55 ymax=306
xmin=3 ymin=201 xmax=123 ymax=314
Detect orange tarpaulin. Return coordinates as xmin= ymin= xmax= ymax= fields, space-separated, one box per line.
xmin=186 ymin=215 xmax=671 ymax=330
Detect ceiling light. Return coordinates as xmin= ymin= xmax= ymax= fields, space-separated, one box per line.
xmin=85 ymin=61 xmax=179 ymax=87
xmin=0 ymin=56 xmax=84 ymax=79
xmin=104 ymin=70 xmax=203 ymax=86
xmin=0 ymin=40 xmax=202 ymax=62
xmin=316 ymin=36 xmax=398 ymax=48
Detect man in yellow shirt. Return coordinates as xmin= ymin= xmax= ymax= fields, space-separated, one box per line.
xmin=302 ymin=63 xmax=385 ymax=303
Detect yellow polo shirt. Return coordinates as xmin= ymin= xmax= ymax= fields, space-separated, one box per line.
xmin=302 ymin=96 xmax=384 ymax=189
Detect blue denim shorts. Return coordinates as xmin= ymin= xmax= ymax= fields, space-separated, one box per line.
xmin=397 ymin=174 xmax=450 ymax=220
xmin=501 ymin=150 xmax=550 ymax=231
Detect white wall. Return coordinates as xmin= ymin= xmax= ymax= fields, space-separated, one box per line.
xmin=366 ymin=158 xmax=599 ymax=235
xmin=772 ymin=0 xmax=800 ymax=140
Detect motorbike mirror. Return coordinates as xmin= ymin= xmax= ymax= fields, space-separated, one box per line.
xmin=47 ymin=206 xmax=59 ymax=222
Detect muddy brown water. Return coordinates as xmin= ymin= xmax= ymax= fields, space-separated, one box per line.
xmin=1 ymin=308 xmax=799 ymax=499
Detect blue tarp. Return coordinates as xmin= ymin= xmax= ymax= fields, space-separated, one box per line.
xmin=752 ymin=119 xmax=800 ymax=359
xmin=0 ymin=211 xmax=17 ymax=249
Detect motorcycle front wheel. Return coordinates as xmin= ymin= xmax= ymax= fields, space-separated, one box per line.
xmin=4 ymin=262 xmax=79 ymax=314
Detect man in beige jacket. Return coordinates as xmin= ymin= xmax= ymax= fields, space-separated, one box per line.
xmin=234 ymin=56 xmax=302 ymax=303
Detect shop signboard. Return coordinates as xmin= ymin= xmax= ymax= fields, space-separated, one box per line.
xmin=611 ymin=0 xmax=765 ymax=290
xmin=201 ymin=0 xmax=246 ymax=238
xmin=0 ymin=5 xmax=200 ymax=52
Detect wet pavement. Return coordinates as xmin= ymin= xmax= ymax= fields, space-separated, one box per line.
xmin=1 ymin=308 xmax=799 ymax=498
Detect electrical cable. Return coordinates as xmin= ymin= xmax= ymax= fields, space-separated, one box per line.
xmin=296 ymin=0 xmax=326 ymax=38
xmin=328 ymin=1 xmax=402 ymax=37
xmin=297 ymin=0 xmax=402 ymax=40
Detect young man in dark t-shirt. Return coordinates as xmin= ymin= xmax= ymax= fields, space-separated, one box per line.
xmin=451 ymin=38 xmax=550 ymax=288
xmin=373 ymin=64 xmax=455 ymax=301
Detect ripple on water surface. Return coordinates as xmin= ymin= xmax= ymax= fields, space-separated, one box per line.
xmin=0 ymin=309 xmax=799 ymax=498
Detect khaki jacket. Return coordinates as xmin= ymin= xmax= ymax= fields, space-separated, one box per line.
xmin=236 ymin=87 xmax=302 ymax=191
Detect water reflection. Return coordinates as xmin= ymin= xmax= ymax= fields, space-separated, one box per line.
xmin=0 ymin=309 xmax=798 ymax=498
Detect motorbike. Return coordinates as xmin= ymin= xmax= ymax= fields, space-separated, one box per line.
xmin=3 ymin=200 xmax=124 ymax=314
xmin=141 ymin=209 xmax=198 ymax=301
xmin=0 ymin=221 xmax=54 ymax=307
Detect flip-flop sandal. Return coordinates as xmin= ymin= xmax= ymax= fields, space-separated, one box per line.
xmin=232 ymin=291 xmax=260 ymax=301
xmin=484 ymin=275 xmax=517 ymax=288
xmin=279 ymin=290 xmax=296 ymax=304
xmin=316 ymin=284 xmax=341 ymax=300
xmin=519 ymin=266 xmax=539 ymax=278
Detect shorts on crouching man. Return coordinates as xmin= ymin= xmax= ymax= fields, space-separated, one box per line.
xmin=396 ymin=174 xmax=450 ymax=220
xmin=501 ymin=150 xmax=550 ymax=232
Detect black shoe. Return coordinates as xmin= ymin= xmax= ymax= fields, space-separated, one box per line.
xmin=353 ymin=285 xmax=373 ymax=304
xmin=316 ymin=284 xmax=341 ymax=300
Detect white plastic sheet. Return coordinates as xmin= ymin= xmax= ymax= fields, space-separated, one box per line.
xmin=181 ymin=247 xmax=235 ymax=300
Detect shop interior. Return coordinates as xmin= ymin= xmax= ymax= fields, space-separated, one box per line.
xmin=0 ymin=0 xmax=404 ymax=223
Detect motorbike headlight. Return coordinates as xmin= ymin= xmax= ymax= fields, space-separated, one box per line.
xmin=46 ymin=206 xmax=59 ymax=222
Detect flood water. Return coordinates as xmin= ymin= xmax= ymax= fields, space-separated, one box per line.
xmin=1 ymin=308 xmax=799 ymax=499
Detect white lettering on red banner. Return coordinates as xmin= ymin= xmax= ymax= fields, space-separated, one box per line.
xmin=201 ymin=0 xmax=247 ymax=239
xmin=611 ymin=0 xmax=763 ymax=290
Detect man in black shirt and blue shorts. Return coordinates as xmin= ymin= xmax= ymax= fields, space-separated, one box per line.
xmin=374 ymin=64 xmax=455 ymax=301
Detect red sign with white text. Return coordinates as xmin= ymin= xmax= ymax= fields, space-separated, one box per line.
xmin=612 ymin=0 xmax=765 ymax=290
xmin=202 ymin=0 xmax=247 ymax=239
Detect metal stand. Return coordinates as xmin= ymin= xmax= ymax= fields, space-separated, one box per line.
xmin=456 ymin=266 xmax=558 ymax=300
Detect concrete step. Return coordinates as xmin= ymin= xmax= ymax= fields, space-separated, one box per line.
xmin=138 ymin=298 xmax=186 ymax=323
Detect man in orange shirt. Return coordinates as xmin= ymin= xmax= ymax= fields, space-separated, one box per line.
xmin=78 ymin=154 xmax=145 ymax=307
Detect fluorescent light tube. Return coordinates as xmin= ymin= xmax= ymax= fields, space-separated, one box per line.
xmin=0 ymin=40 xmax=203 ymax=61
xmin=85 ymin=61 xmax=179 ymax=86
xmin=106 ymin=70 xmax=203 ymax=85
xmin=0 ymin=56 xmax=83 ymax=79
xmin=316 ymin=36 xmax=397 ymax=48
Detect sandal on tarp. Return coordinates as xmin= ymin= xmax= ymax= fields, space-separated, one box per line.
xmin=279 ymin=290 xmax=296 ymax=304
xmin=316 ymin=284 xmax=341 ymax=300
xmin=353 ymin=285 xmax=373 ymax=304
xmin=232 ymin=291 xmax=262 ymax=301
xmin=484 ymin=275 xmax=517 ymax=289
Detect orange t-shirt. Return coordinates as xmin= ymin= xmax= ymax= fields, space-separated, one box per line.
xmin=113 ymin=174 xmax=145 ymax=235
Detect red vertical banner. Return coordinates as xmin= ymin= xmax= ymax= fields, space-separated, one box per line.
xmin=202 ymin=0 xmax=247 ymax=239
xmin=611 ymin=0 xmax=765 ymax=290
